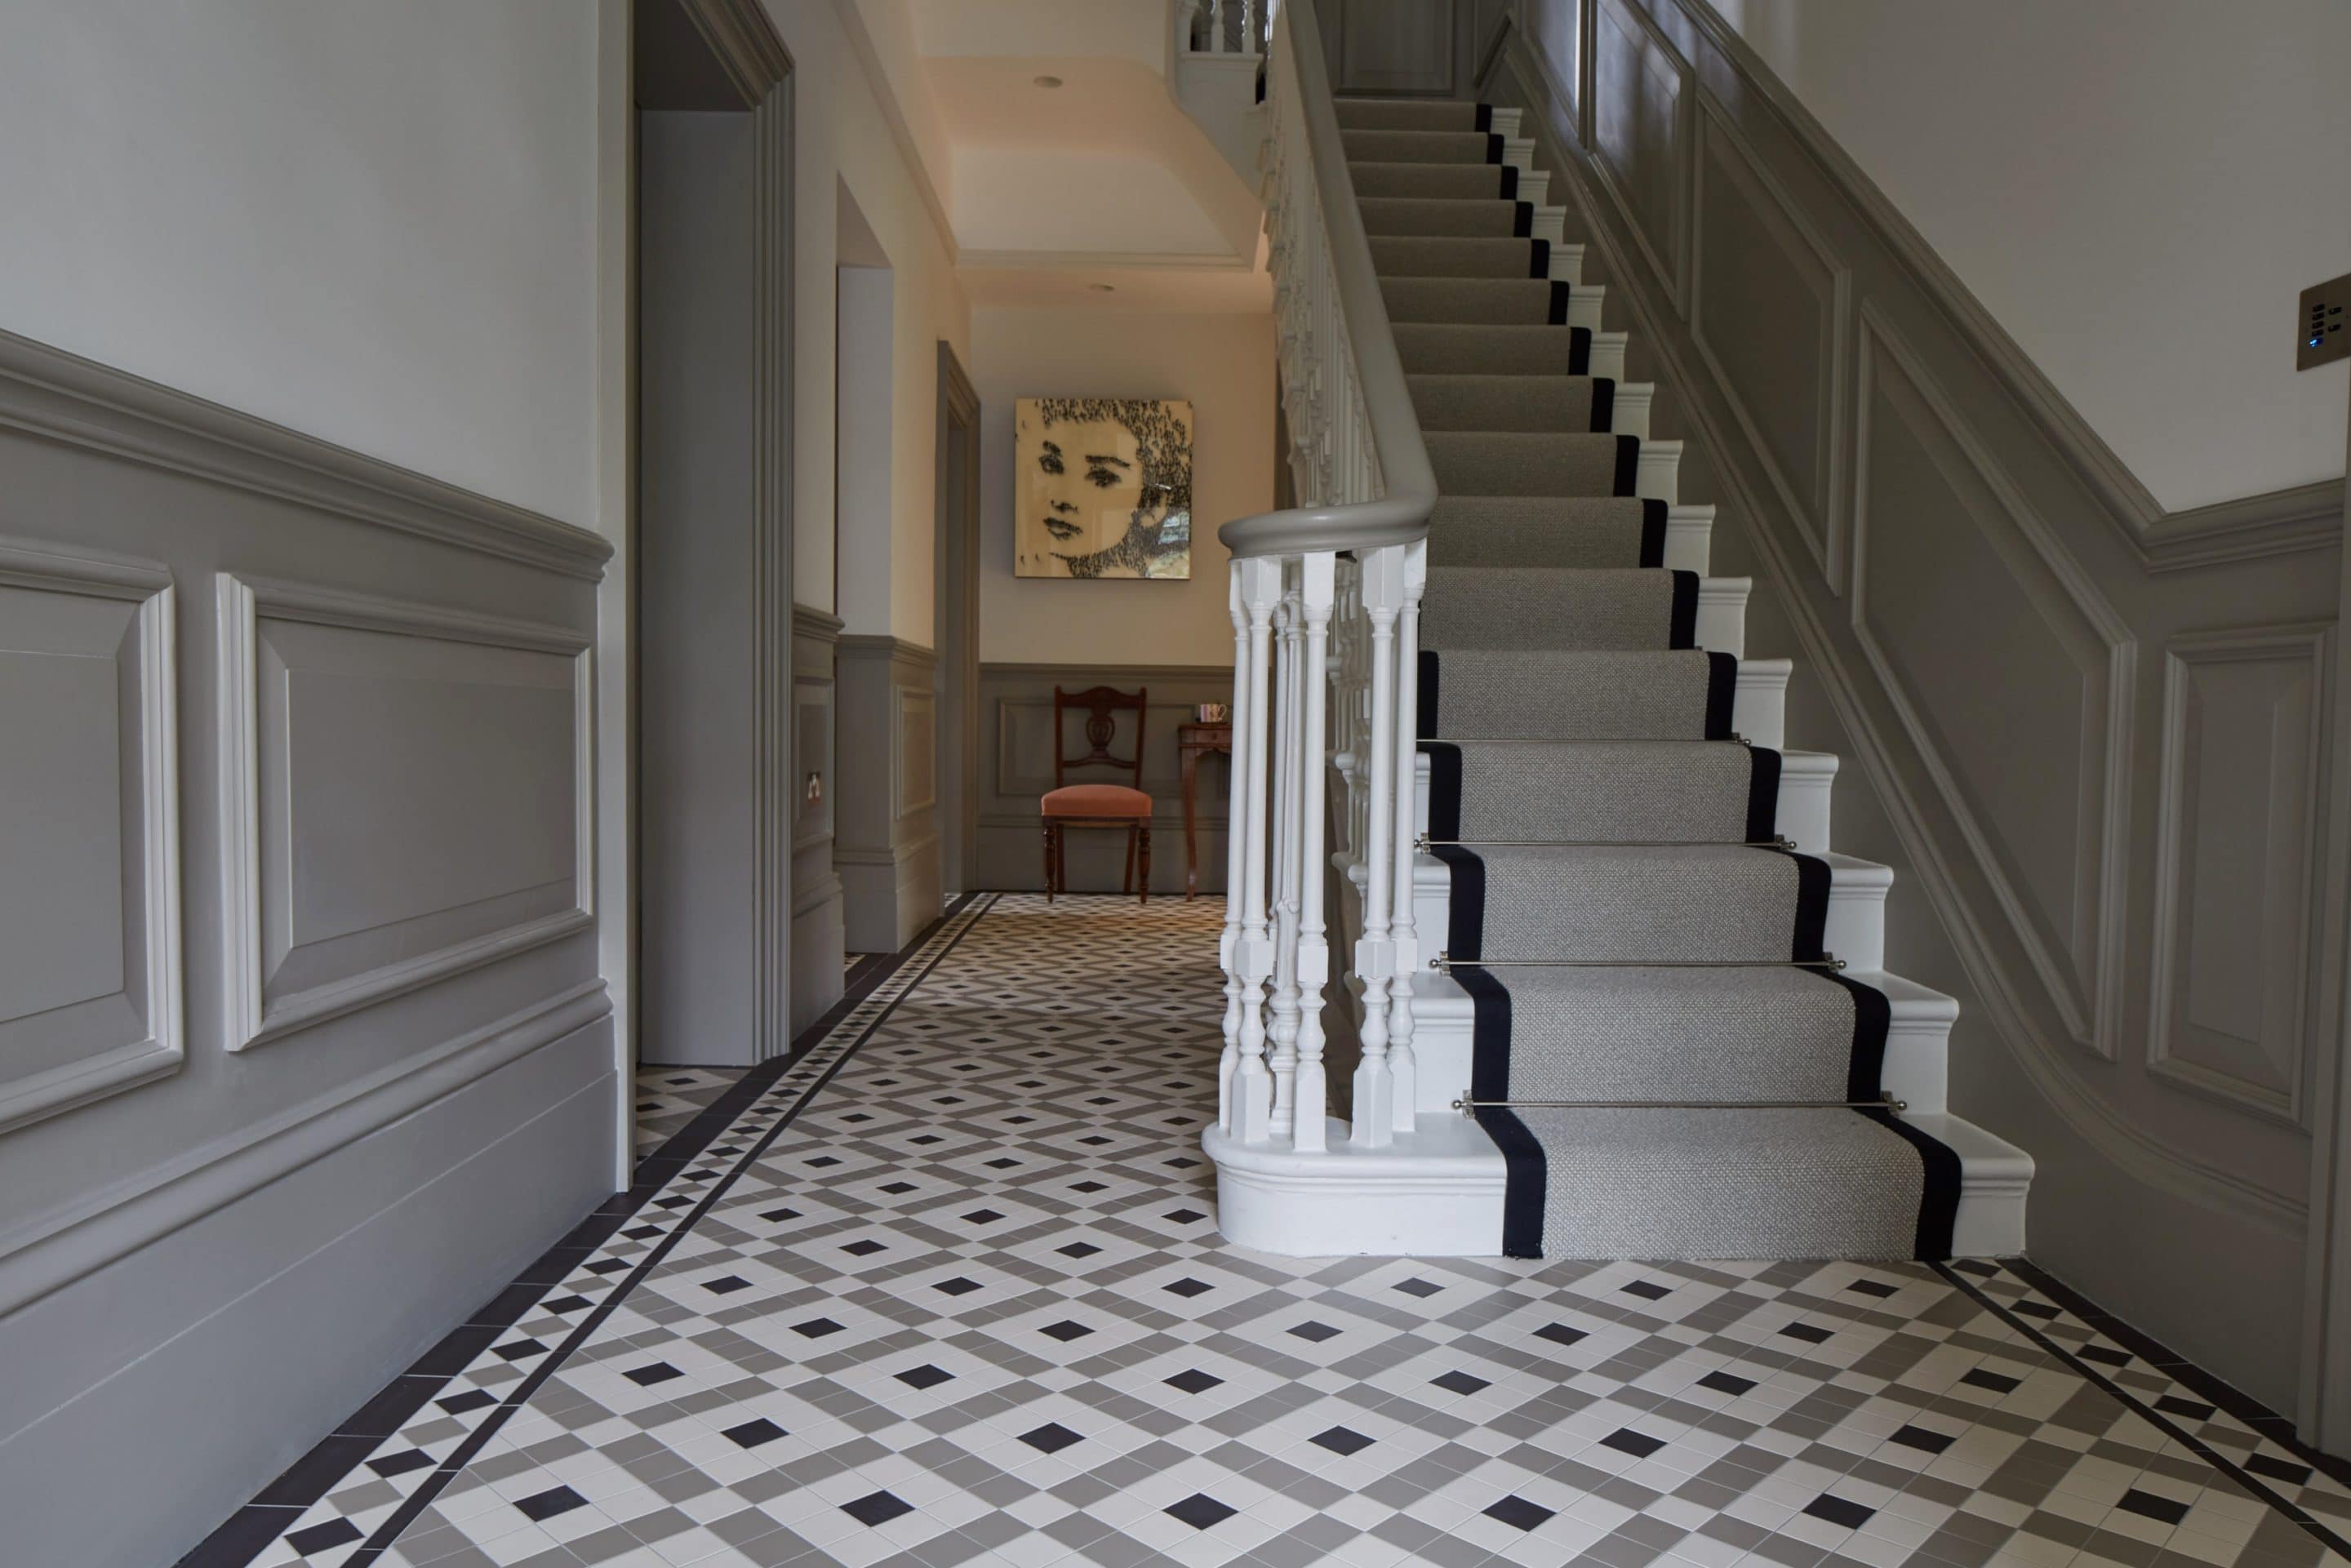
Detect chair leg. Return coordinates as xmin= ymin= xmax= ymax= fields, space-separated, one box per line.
xmin=1138 ymin=823 xmax=1151 ymax=905
xmin=1042 ymin=820 xmax=1055 ymax=901
xmin=1122 ymin=825 xmax=1136 ymax=895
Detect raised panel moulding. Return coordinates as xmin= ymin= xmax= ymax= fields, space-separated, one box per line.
xmin=1850 ymin=304 xmax=2135 ymax=1061
xmin=1489 ymin=19 xmax=2308 ymax=1231
xmin=2149 ymin=624 xmax=2330 ymax=1127
xmin=0 ymin=330 xmax=611 ymax=581
xmin=216 ymin=573 xmax=593 ymax=1051
xmin=1688 ymin=96 xmax=1849 ymax=584
xmin=1591 ymin=0 xmax=1688 ymax=302
xmin=0 ymin=536 xmax=181 ymax=1134
xmin=897 ymin=686 xmax=939 ymax=820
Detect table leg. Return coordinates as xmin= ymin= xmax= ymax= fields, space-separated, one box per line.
xmin=1181 ymin=745 xmax=1202 ymax=900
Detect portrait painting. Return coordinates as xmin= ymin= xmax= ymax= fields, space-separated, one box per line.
xmin=1014 ymin=397 xmax=1193 ymax=579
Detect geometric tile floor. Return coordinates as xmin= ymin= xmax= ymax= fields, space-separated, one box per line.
xmin=181 ymin=895 xmax=2351 ymax=1568
xmin=633 ymin=1068 xmax=749 ymax=1162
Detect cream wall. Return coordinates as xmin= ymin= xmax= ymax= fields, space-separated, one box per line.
xmin=1706 ymin=0 xmax=2351 ymax=511
xmin=765 ymin=0 xmax=971 ymax=636
xmin=0 ymin=0 xmax=602 ymax=526
xmin=971 ymin=306 xmax=1274 ymax=667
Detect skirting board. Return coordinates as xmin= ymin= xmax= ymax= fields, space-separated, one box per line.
xmin=0 ymin=1013 xmax=616 ymax=1568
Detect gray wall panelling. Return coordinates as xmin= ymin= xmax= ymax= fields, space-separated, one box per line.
xmin=837 ymin=636 xmax=944 ymax=951
xmin=792 ymin=603 xmax=846 ymax=1030
xmin=974 ymin=663 xmax=1234 ymax=898
xmin=1492 ymin=0 xmax=2346 ymax=1415
xmin=0 ymin=328 xmax=614 ymax=1568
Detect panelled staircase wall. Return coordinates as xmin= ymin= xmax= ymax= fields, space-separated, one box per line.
xmin=1202 ymin=0 xmax=2031 ymax=1261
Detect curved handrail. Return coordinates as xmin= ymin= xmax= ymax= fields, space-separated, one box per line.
xmin=1215 ymin=0 xmax=1436 ymax=562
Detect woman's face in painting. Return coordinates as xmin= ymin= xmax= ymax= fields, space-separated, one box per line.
xmin=1032 ymin=416 xmax=1157 ymax=553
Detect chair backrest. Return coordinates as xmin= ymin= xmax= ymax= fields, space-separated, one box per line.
xmin=1051 ymin=685 xmax=1148 ymax=791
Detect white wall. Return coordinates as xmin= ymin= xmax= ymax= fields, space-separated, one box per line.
xmin=971 ymin=306 xmax=1273 ymax=666
xmin=1709 ymin=0 xmax=2350 ymax=511
xmin=0 ymin=0 xmax=602 ymax=526
xmin=766 ymin=0 xmax=971 ymax=635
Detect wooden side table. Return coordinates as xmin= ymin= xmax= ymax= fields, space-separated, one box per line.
xmin=1176 ymin=722 xmax=1233 ymax=900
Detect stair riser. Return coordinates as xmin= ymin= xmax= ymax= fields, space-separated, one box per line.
xmin=1663 ymin=507 xmax=1709 ymax=571
xmin=1589 ymin=332 xmax=1626 ymax=380
xmin=1409 ymin=740 xmax=1828 ymax=845
xmin=1735 ymin=660 xmax=1789 ymax=748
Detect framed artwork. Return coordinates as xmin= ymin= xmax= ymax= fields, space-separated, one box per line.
xmin=1014 ymin=397 xmax=1193 ymax=579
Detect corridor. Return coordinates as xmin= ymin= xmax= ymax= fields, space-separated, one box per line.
xmin=192 ymin=899 xmax=2349 ymax=1568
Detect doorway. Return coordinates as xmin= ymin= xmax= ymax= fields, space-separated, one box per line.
xmin=936 ymin=344 xmax=981 ymax=895
xmin=631 ymin=0 xmax=793 ymax=1078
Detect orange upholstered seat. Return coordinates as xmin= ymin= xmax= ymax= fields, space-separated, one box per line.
xmin=1042 ymin=784 xmax=1153 ymax=817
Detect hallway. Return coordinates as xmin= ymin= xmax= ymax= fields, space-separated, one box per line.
xmin=193 ymin=898 xmax=2347 ymax=1568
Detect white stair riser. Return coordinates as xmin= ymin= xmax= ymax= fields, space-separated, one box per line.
xmin=1735 ymin=659 xmax=1789 ymax=748
xmin=1776 ymin=750 xmax=1835 ymax=851
xmin=1504 ymin=150 xmax=1543 ymax=203
xmin=1487 ymin=107 xmax=1523 ymax=139
xmin=1549 ymin=243 xmax=1585 ymax=287
xmin=1589 ymin=331 xmax=1626 ymax=381
xmin=1663 ymin=506 xmax=1711 ymax=571
xmin=1608 ymin=381 xmax=1650 ymax=438
xmin=1636 ymin=439 xmax=1680 ymax=504
xmin=1695 ymin=576 xmax=1745 ymax=657
xmin=1567 ymin=285 xmax=1605 ymax=334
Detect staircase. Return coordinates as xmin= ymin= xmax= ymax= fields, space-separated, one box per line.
xmin=1202 ymin=0 xmax=2031 ymax=1261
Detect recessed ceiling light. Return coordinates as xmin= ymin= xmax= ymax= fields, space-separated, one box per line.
xmin=1088 ymin=283 xmax=1117 ymax=292
xmin=1033 ymin=74 xmax=1063 ymax=88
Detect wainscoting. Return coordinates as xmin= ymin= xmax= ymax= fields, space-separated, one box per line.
xmin=1489 ymin=2 xmax=2344 ymax=1413
xmin=0 ymin=328 xmax=615 ymax=1568
xmin=838 ymin=635 xmax=944 ymax=950
xmin=976 ymin=663 xmax=1236 ymax=898
xmin=791 ymin=605 xmax=847 ymax=1033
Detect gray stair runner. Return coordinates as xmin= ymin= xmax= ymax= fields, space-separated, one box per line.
xmin=1337 ymin=94 xmax=1959 ymax=1261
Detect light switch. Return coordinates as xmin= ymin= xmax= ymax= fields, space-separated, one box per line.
xmin=2300 ymin=272 xmax=2349 ymax=370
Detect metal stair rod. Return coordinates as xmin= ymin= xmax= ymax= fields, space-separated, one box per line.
xmin=1418 ymin=834 xmax=1794 ymax=850
xmin=1453 ymin=1095 xmax=1908 ymax=1113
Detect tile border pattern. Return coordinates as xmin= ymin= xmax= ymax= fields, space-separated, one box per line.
xmin=176 ymin=894 xmax=995 ymax=1568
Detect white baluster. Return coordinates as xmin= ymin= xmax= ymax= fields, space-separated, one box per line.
xmin=1208 ymin=0 xmax=1226 ymax=52
xmin=1218 ymin=567 xmax=1247 ymax=1130
xmin=1351 ymin=544 xmax=1403 ymax=1148
xmin=1232 ymin=556 xmax=1283 ymax=1143
xmin=1266 ymin=589 xmax=1302 ymax=1135
xmin=1292 ymin=551 xmax=1335 ymax=1152
xmin=1387 ymin=538 xmax=1425 ymax=1132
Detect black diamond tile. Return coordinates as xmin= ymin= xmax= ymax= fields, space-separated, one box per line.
xmin=1311 ymin=1426 xmax=1374 ymax=1456
xmin=620 ymin=1224 xmax=662 ymax=1241
xmin=985 ymin=1157 xmax=1021 ymax=1169
xmin=1485 ymin=1495 xmax=1557 ymax=1530
xmin=437 ymin=1388 xmax=497 ymax=1415
xmin=1962 ymin=1367 xmax=2021 ymax=1394
xmin=962 ymin=1209 xmax=1005 ymax=1225
xmin=1165 ymin=1494 xmax=1238 ymax=1530
xmin=366 ymin=1448 xmax=434 ymax=1479
xmin=1020 ymin=1422 xmax=1083 ymax=1454
xmin=1780 ymin=1321 xmax=1833 ymax=1344
xmin=624 ymin=1361 xmax=684 ymax=1386
xmin=1889 ymin=1424 xmax=1954 ymax=1455
xmin=1164 ymin=1278 xmax=1211 ymax=1298
xmin=1698 ymin=1370 xmax=1757 ymax=1397
xmin=585 ymin=1256 xmax=629 ymax=1276
xmin=1600 ymin=1428 xmax=1665 ymax=1459
xmin=1166 ymin=1369 xmax=1224 ymax=1394
xmin=540 ymin=1294 xmax=593 ymax=1314
xmin=1804 ymin=1495 xmax=1873 ymax=1530
xmin=760 ymin=1207 xmax=802 ymax=1224
xmin=842 ymin=1240 xmax=887 ymax=1257
xmin=793 ymin=1317 xmax=845 ymax=1338
xmin=2078 ymin=1344 xmax=2131 ymax=1367
xmin=1534 ymin=1322 xmax=1588 ymax=1348
xmin=1395 ymin=1278 xmax=1442 ymax=1298
xmin=898 ymin=1364 xmax=954 ymax=1390
xmin=516 ymin=1484 xmax=589 ymax=1521
xmin=935 ymin=1277 xmax=981 ymax=1296
xmin=702 ymin=1275 xmax=753 ymax=1295
xmin=1040 ymin=1319 xmax=1093 ymax=1342
xmin=1058 ymin=1242 xmax=1102 ymax=1259
xmin=1622 ymin=1280 xmax=1672 ymax=1300
xmin=2154 ymin=1394 xmax=2217 ymax=1422
xmin=1848 ymin=1277 xmax=1900 ymax=1298
xmin=1432 ymin=1370 xmax=1490 ymax=1395
xmin=286 ymin=1520 xmax=364 ymax=1555
xmin=879 ymin=1182 xmax=917 ymax=1195
xmin=722 ymin=1418 xmax=787 ymax=1448
xmin=842 ymin=1490 xmax=915 ymax=1526
xmin=1165 ymin=1208 xmax=1207 ymax=1224
xmin=1070 ymin=1179 xmax=1108 ymax=1193
xmin=2014 ymin=1300 xmax=2060 ymax=1319
xmin=1289 ymin=1321 xmax=1340 ymax=1343
xmin=2246 ymin=1453 xmax=2315 ymax=1486
xmin=2116 ymin=1488 xmax=2189 ymax=1526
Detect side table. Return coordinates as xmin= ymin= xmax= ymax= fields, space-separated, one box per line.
xmin=1176 ymin=722 xmax=1233 ymax=900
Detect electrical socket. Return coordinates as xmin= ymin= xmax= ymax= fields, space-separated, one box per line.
xmin=2300 ymin=272 xmax=2349 ymax=371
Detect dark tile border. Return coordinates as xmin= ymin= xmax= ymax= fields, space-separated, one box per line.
xmin=175 ymin=895 xmax=989 ymax=1568
xmin=1938 ymin=1262 xmax=2351 ymax=1559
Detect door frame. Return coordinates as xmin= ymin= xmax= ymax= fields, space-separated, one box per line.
xmin=935 ymin=342 xmax=982 ymax=893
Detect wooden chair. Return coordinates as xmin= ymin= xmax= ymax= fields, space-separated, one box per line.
xmin=1041 ymin=685 xmax=1153 ymax=903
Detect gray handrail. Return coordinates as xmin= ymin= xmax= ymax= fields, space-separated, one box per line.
xmin=1215 ymin=0 xmax=1437 ymax=562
